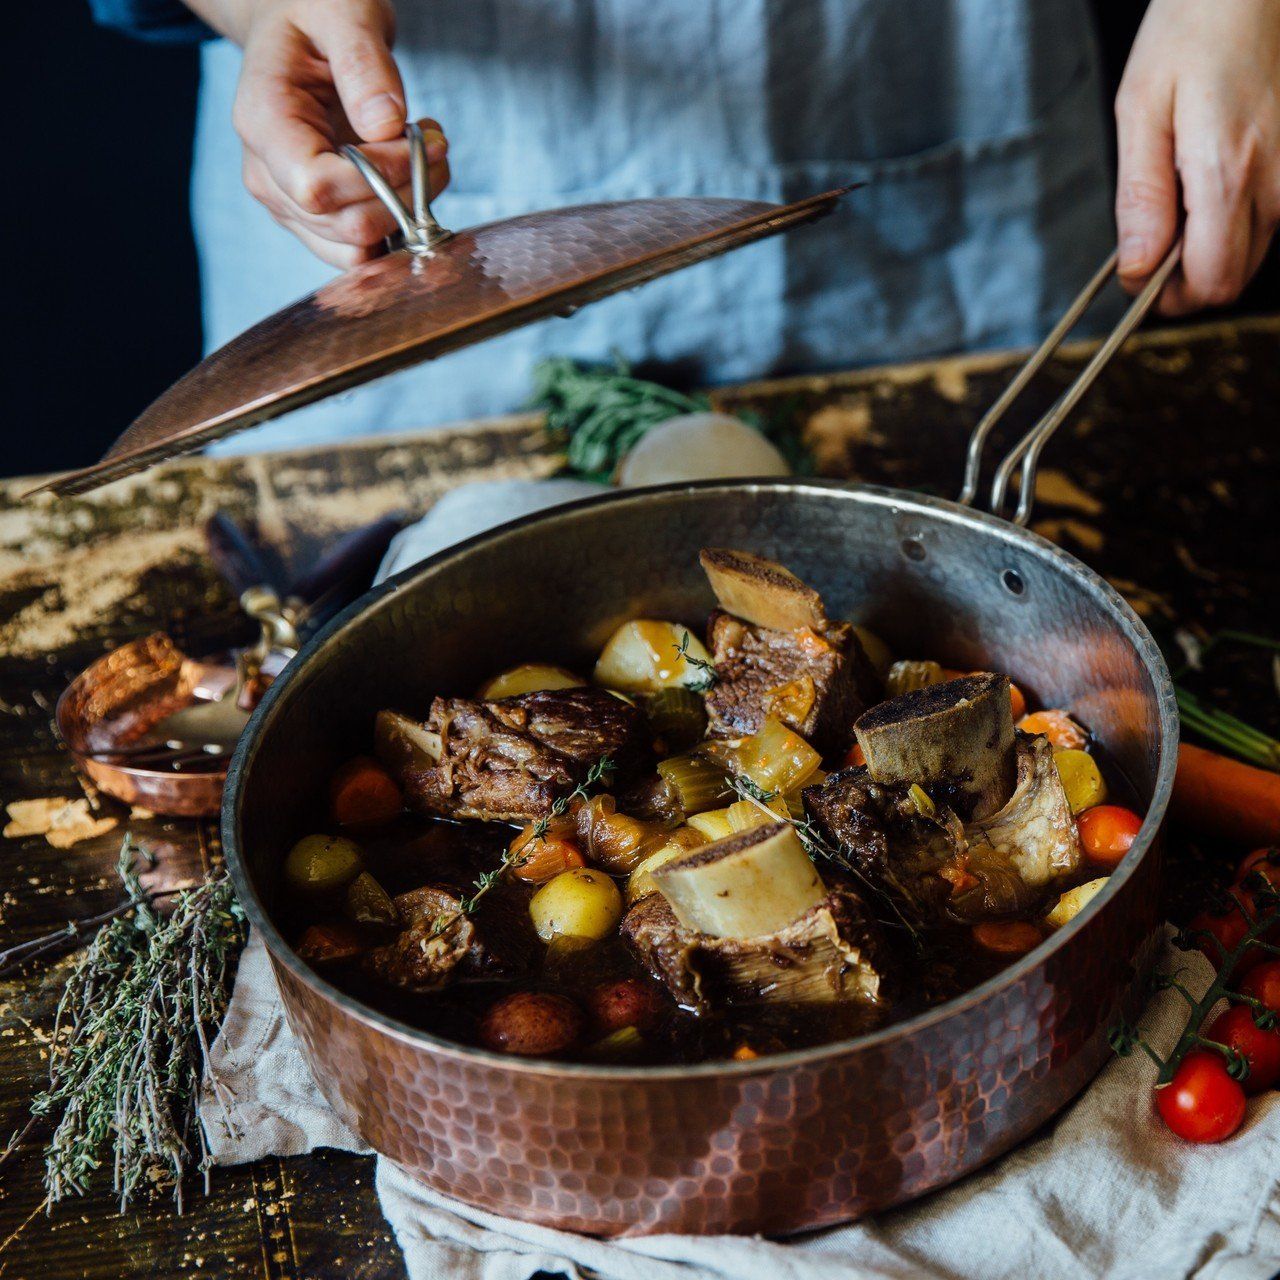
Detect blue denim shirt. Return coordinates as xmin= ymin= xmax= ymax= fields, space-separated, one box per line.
xmin=95 ymin=0 xmax=1118 ymax=454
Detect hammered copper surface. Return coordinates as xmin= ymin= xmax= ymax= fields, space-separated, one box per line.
xmin=57 ymin=633 xmax=227 ymax=817
xmin=43 ymin=192 xmax=845 ymax=496
xmin=225 ymin=482 xmax=1178 ymax=1237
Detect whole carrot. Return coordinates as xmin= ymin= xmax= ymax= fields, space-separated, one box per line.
xmin=1171 ymin=742 xmax=1280 ymax=847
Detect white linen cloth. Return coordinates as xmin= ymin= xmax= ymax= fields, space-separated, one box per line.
xmin=200 ymin=481 xmax=1280 ymax=1278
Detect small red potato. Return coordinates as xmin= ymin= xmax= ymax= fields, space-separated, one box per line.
xmin=478 ymin=991 xmax=585 ymax=1057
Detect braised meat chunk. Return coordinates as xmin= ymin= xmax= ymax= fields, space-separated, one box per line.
xmin=698 ymin=549 xmax=879 ymax=755
xmin=382 ymin=687 xmax=651 ymax=823
xmin=363 ymin=882 xmax=538 ymax=993
xmin=802 ymin=730 xmax=1082 ymax=925
xmin=621 ymin=887 xmax=885 ymax=1012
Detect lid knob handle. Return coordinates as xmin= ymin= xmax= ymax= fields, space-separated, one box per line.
xmin=342 ymin=121 xmax=452 ymax=256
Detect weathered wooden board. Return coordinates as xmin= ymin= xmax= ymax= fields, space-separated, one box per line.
xmin=1 ymin=315 xmax=1277 ymax=1279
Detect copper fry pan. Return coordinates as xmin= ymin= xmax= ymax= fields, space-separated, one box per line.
xmin=224 ymin=362 xmax=1180 ymax=1233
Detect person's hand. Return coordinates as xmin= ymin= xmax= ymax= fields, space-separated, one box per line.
xmin=202 ymin=0 xmax=450 ymax=267
xmin=1115 ymin=0 xmax=1280 ymax=314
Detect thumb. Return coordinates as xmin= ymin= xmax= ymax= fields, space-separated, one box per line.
xmin=311 ymin=3 xmax=406 ymax=142
xmin=1114 ymin=87 xmax=1179 ymax=285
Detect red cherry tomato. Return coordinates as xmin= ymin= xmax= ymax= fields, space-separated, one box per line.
xmin=1076 ymin=805 xmax=1143 ymax=868
xmin=1189 ymin=887 xmax=1267 ymax=975
xmin=1206 ymin=1004 xmax=1280 ymax=1094
xmin=1240 ymin=960 xmax=1280 ymax=1015
xmin=1154 ymin=1051 xmax=1247 ymax=1143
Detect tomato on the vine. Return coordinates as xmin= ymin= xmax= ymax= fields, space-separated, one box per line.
xmin=1240 ymin=960 xmax=1280 ymax=1015
xmin=1188 ymin=887 xmax=1267 ymax=975
xmin=1205 ymin=1004 xmax=1280 ymax=1094
xmin=1154 ymin=1051 xmax=1247 ymax=1143
xmin=1236 ymin=846 xmax=1280 ymax=892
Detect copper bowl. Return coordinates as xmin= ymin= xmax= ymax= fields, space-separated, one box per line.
xmin=223 ymin=481 xmax=1178 ymax=1237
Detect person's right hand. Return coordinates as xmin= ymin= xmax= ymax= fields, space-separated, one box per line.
xmin=213 ymin=0 xmax=450 ymax=267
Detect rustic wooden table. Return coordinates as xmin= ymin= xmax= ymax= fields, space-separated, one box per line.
xmin=1 ymin=317 xmax=1277 ymax=1278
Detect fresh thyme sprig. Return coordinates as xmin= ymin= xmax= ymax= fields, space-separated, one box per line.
xmin=432 ymin=756 xmax=617 ymax=934
xmin=675 ymin=631 xmax=718 ymax=693
xmin=1111 ymin=869 xmax=1280 ymax=1087
xmin=24 ymin=837 xmax=245 ymax=1211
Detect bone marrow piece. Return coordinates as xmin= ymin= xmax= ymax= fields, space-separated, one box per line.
xmin=699 ymin=549 xmax=880 ymax=754
xmin=381 ymin=687 xmax=651 ymax=823
xmin=650 ymin=822 xmax=826 ymax=938
xmin=853 ymin=673 xmax=1016 ymax=821
xmin=621 ymin=886 xmax=885 ymax=1011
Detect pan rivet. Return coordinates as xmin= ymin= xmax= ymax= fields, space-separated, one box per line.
xmin=1001 ymin=569 xmax=1026 ymax=596
xmin=901 ymin=538 xmax=926 ymax=563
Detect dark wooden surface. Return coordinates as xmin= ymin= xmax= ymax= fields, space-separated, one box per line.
xmin=1 ymin=317 xmax=1277 ymax=1277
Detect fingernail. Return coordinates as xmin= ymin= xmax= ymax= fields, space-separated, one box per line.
xmin=425 ymin=133 xmax=447 ymax=163
xmin=1118 ymin=234 xmax=1150 ymax=275
xmin=357 ymin=93 xmax=404 ymax=134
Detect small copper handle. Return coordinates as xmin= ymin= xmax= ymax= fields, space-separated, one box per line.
xmin=959 ymin=241 xmax=1183 ymax=525
xmin=342 ymin=122 xmax=451 ymax=256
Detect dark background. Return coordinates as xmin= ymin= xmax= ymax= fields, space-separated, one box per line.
xmin=5 ymin=3 xmax=1274 ymax=479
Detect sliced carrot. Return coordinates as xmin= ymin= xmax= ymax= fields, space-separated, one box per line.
xmin=971 ymin=920 xmax=1044 ymax=956
xmin=841 ymin=742 xmax=867 ymax=769
xmin=1172 ymin=743 xmax=1280 ymax=847
xmin=296 ymin=922 xmax=363 ymax=963
xmin=329 ymin=756 xmax=403 ymax=827
xmin=732 ymin=1044 xmax=760 ymax=1061
xmin=509 ymin=831 xmax=587 ymax=883
xmin=1018 ymin=709 xmax=1088 ymax=751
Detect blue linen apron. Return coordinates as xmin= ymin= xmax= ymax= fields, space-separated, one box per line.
xmin=190 ymin=0 xmax=1116 ymax=453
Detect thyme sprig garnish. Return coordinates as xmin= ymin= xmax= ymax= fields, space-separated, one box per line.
xmin=23 ymin=837 xmax=245 ymax=1211
xmin=1111 ymin=869 xmax=1280 ymax=1086
xmin=727 ymin=774 xmax=923 ymax=948
xmin=432 ymin=756 xmax=616 ymax=935
xmin=675 ymin=631 xmax=718 ymax=693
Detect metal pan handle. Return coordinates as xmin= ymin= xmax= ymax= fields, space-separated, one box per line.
xmin=959 ymin=241 xmax=1183 ymax=526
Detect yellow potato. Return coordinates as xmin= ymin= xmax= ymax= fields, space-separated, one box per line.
xmin=478 ymin=663 xmax=583 ymax=700
xmin=686 ymin=807 xmax=736 ymax=841
xmin=1044 ymin=877 xmax=1109 ymax=930
xmin=627 ymin=843 xmax=688 ymax=903
xmin=529 ymin=868 xmax=623 ymax=942
xmin=1054 ymin=749 xmax=1108 ymax=814
xmin=592 ymin=620 xmax=713 ymax=693
xmin=285 ymin=834 xmax=364 ymax=896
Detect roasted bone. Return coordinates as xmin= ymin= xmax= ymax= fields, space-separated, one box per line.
xmin=853 ymin=673 xmax=1016 ymax=820
xmin=384 ymin=687 xmax=651 ymax=823
xmin=621 ymin=887 xmax=884 ymax=1011
xmin=651 ymin=822 xmax=826 ymax=938
xmin=700 ymin=549 xmax=879 ymax=754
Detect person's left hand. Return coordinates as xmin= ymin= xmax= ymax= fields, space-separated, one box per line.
xmin=1115 ymin=0 xmax=1280 ymax=315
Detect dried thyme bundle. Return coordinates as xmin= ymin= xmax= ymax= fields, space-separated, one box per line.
xmin=30 ymin=838 xmax=245 ymax=1211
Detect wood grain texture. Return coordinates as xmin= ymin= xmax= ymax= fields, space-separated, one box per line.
xmin=1 ymin=315 xmax=1277 ymax=1277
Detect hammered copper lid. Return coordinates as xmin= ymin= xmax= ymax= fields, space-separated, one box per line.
xmin=39 ymin=166 xmax=849 ymax=496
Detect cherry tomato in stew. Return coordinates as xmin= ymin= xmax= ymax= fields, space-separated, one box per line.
xmin=1076 ymin=805 xmax=1143 ymax=868
xmin=1155 ymin=1050 xmax=1247 ymax=1143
